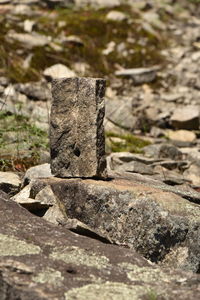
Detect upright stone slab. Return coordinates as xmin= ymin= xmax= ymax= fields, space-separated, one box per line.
xmin=50 ymin=77 xmax=107 ymax=178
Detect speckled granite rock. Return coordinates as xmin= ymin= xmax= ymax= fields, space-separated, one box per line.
xmin=50 ymin=77 xmax=107 ymax=178
xmin=0 ymin=194 xmax=200 ymax=300
xmin=29 ymin=175 xmax=200 ymax=273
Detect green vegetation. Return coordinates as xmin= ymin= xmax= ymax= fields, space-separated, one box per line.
xmin=0 ymin=3 xmax=179 ymax=170
xmin=0 ymin=4 xmax=169 ymax=83
xmin=106 ymin=131 xmax=151 ymax=154
xmin=0 ymin=112 xmax=48 ymax=171
xmin=146 ymin=289 xmax=158 ymax=300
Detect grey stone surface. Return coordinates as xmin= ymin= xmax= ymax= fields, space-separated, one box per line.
xmin=12 ymin=182 xmax=65 ymax=223
xmin=1 ymin=193 xmax=200 ymax=300
xmin=143 ymin=143 xmax=183 ymax=160
xmin=22 ymin=163 xmax=52 ymax=186
xmin=43 ymin=64 xmax=76 ymax=80
xmin=108 ymin=152 xmax=155 ymax=175
xmin=105 ymin=97 xmax=137 ymax=131
xmin=7 ymin=31 xmax=51 ymax=48
xmin=15 ymin=81 xmax=51 ymax=101
xmin=31 ymin=176 xmax=200 ymax=272
xmin=170 ymin=106 xmax=200 ymax=130
xmin=0 ymin=171 xmax=21 ymax=195
xmin=50 ymin=77 xmax=107 ymax=178
xmin=115 ymin=67 xmax=158 ymax=84
xmin=106 ymin=10 xmax=128 ymax=22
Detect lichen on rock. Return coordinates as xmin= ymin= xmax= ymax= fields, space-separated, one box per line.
xmin=0 ymin=233 xmax=41 ymax=257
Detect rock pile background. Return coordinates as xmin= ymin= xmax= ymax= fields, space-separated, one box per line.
xmin=0 ymin=0 xmax=200 ymax=299
xmin=0 ymin=0 xmax=200 ymax=186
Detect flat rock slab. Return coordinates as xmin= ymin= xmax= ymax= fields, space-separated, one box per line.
xmin=31 ymin=176 xmax=200 ymax=273
xmin=170 ymin=105 xmax=200 ymax=130
xmin=0 ymin=195 xmax=200 ymax=300
xmin=50 ymin=77 xmax=107 ymax=178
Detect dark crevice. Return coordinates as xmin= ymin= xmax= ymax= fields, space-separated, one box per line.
xmin=69 ymin=227 xmax=112 ymax=244
xmin=30 ymin=207 xmax=49 ymax=217
xmin=73 ymin=147 xmax=81 ymax=157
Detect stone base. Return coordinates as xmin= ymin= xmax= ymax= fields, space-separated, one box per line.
xmin=30 ymin=174 xmax=200 ymax=273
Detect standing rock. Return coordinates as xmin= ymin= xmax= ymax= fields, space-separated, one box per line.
xmin=50 ymin=77 xmax=107 ymax=178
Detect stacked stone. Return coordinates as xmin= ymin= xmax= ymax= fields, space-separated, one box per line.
xmin=50 ymin=77 xmax=107 ymax=178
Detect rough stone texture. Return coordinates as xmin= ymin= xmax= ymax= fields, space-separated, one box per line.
xmin=183 ymin=164 xmax=200 ymax=186
xmin=105 ymin=96 xmax=137 ymax=131
xmin=143 ymin=143 xmax=183 ymax=160
xmin=50 ymin=77 xmax=107 ymax=178
xmin=12 ymin=182 xmax=66 ymax=224
xmin=0 ymin=171 xmax=21 ymax=195
xmin=22 ymin=163 xmax=52 ymax=187
xmin=15 ymin=81 xmax=51 ymax=101
xmin=108 ymin=153 xmax=154 ymax=175
xmin=1 ymin=193 xmax=200 ymax=299
xmin=170 ymin=105 xmax=200 ymax=130
xmin=31 ymin=176 xmax=200 ymax=273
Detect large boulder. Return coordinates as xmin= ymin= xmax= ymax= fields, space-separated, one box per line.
xmin=0 ymin=193 xmax=200 ymax=299
xmin=29 ymin=175 xmax=200 ymax=273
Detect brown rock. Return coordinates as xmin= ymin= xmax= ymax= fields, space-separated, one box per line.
xmin=31 ymin=176 xmax=200 ymax=273
xmin=50 ymin=77 xmax=107 ymax=178
xmin=0 ymin=192 xmax=200 ymax=299
xmin=0 ymin=171 xmax=21 ymax=195
xmin=167 ymin=130 xmax=196 ymax=147
xmin=170 ymin=106 xmax=200 ymax=130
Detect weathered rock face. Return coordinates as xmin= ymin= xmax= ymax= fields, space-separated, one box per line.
xmin=0 ymin=171 xmax=21 ymax=195
xmin=50 ymin=77 xmax=107 ymax=178
xmin=0 ymin=193 xmax=200 ymax=300
xmin=30 ymin=176 xmax=200 ymax=273
xmin=170 ymin=105 xmax=200 ymax=130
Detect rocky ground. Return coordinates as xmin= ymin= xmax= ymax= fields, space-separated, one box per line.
xmin=0 ymin=0 xmax=200 ymax=299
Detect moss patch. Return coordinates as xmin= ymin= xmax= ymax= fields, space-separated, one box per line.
xmin=106 ymin=131 xmax=151 ymax=153
xmin=0 ymin=4 xmax=169 ymax=83
xmin=0 ymin=112 xmax=48 ymax=171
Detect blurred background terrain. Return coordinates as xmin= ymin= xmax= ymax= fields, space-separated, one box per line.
xmin=0 ymin=0 xmax=200 ymax=188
